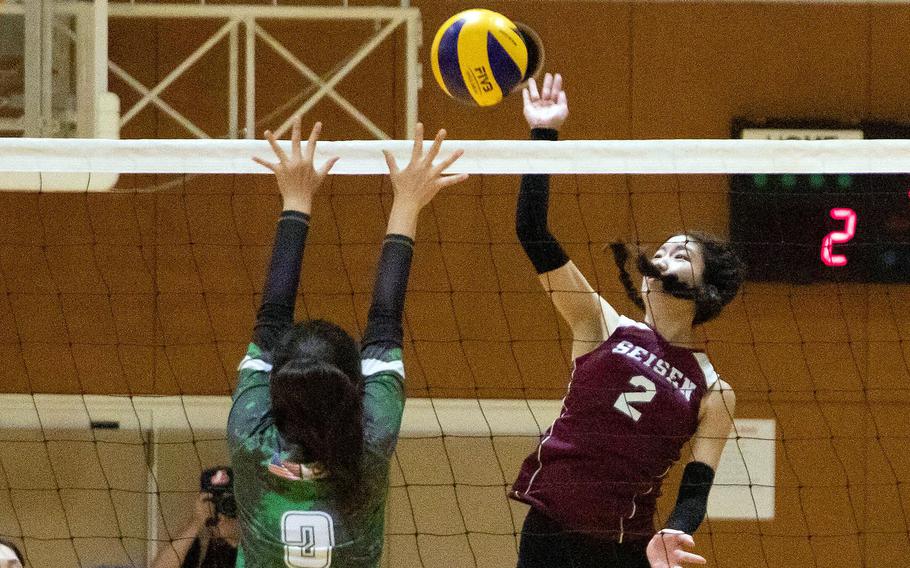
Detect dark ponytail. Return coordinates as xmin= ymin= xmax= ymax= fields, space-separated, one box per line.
xmin=609 ymin=242 xmax=645 ymax=312
xmin=270 ymin=320 xmax=366 ymax=515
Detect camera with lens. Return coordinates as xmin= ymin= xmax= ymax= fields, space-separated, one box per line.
xmin=200 ymin=466 xmax=237 ymax=520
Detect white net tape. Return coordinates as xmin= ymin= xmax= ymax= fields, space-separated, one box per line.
xmin=2 ymin=138 xmax=910 ymax=175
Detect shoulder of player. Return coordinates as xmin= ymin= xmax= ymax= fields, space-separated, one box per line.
xmin=691 ymin=351 xmax=724 ymax=390
xmin=610 ymin=314 xmax=650 ymax=334
xmin=698 ymin=378 xmax=736 ymax=422
xmin=238 ymin=342 xmax=273 ymax=372
xmin=361 ymin=345 xmax=404 ymax=378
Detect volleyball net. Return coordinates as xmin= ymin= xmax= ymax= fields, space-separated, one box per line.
xmin=0 ymin=137 xmax=907 ymax=568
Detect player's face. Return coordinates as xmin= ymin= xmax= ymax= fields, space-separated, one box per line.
xmin=643 ymin=235 xmax=705 ymax=290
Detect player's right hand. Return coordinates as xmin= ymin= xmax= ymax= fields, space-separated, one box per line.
xmin=522 ymin=73 xmax=569 ymax=131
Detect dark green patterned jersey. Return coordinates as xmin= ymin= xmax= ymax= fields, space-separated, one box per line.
xmin=228 ymin=342 xmax=405 ymax=568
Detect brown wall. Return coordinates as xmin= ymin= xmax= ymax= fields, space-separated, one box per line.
xmin=1 ymin=2 xmax=909 ymax=566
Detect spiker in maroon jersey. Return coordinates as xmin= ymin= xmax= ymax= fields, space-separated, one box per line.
xmin=510 ymin=316 xmax=721 ymax=543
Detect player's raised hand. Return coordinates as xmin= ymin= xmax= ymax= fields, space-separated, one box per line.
xmin=254 ymin=118 xmax=339 ymax=213
xmin=382 ymin=123 xmax=468 ymax=237
xmin=522 ymin=72 xmax=569 ymax=131
xmin=383 ymin=123 xmax=468 ymax=212
xmin=646 ymin=530 xmax=707 ymax=568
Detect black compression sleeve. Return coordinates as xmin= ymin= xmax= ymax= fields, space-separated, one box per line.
xmin=252 ymin=211 xmax=310 ymax=351
xmin=362 ymin=234 xmax=414 ymax=349
xmin=665 ymin=461 xmax=715 ymax=534
xmin=515 ymin=128 xmax=570 ymax=274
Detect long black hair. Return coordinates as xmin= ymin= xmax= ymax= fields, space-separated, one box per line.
xmin=270 ymin=319 xmax=365 ymax=514
xmin=609 ymin=231 xmax=745 ymax=325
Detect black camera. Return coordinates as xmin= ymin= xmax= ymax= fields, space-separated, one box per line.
xmin=200 ymin=466 xmax=237 ymax=519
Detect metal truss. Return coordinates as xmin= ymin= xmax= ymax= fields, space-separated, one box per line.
xmin=106 ymin=3 xmax=421 ymax=140
xmin=0 ymin=1 xmax=421 ymax=140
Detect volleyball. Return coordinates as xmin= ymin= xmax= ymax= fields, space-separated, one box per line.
xmin=430 ymin=9 xmax=544 ymax=107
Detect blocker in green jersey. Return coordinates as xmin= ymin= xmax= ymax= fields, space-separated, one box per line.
xmin=228 ymin=120 xmax=467 ymax=568
xmin=229 ymin=342 xmax=405 ymax=567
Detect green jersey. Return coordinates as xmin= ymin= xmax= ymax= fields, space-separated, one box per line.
xmin=227 ymin=342 xmax=405 ymax=568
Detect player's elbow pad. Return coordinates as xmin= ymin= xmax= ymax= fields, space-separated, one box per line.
xmin=665 ymin=461 xmax=715 ymax=535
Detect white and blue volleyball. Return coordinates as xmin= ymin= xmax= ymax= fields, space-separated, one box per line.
xmin=430 ymin=9 xmax=543 ymax=107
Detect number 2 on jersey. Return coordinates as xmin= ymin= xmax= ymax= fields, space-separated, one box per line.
xmin=612 ymin=375 xmax=656 ymax=422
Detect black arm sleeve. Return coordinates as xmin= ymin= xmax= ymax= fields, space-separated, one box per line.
xmin=515 ymin=127 xmax=570 ymax=274
xmin=362 ymin=234 xmax=414 ymax=350
xmin=665 ymin=461 xmax=716 ymax=534
xmin=252 ymin=210 xmax=310 ymax=351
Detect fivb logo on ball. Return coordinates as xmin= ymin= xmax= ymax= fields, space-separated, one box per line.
xmin=431 ymin=9 xmax=540 ymax=107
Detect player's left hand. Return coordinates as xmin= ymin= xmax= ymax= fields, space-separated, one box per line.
xmin=646 ymin=530 xmax=706 ymax=568
xmin=383 ymin=122 xmax=468 ymax=213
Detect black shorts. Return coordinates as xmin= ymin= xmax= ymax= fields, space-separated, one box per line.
xmin=517 ymin=508 xmax=650 ymax=568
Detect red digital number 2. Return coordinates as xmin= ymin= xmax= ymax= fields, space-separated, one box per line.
xmin=820 ymin=208 xmax=857 ymax=267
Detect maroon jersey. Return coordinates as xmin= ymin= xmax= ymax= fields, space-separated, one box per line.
xmin=511 ymin=316 xmax=719 ymax=543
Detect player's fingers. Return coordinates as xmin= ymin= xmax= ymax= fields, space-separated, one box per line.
xmin=552 ymin=73 xmax=563 ymax=100
xmin=265 ymin=130 xmax=289 ymax=163
xmin=317 ymin=156 xmax=340 ymax=178
xmin=382 ymin=150 xmax=399 ymax=175
xmin=674 ymin=551 xmax=706 ymax=565
xmin=541 ymin=72 xmax=553 ymax=100
xmin=291 ymin=118 xmax=302 ymax=159
xmin=305 ymin=121 xmax=322 ymax=160
xmin=424 ymin=129 xmax=446 ymax=164
xmin=431 ymin=148 xmax=463 ymax=177
xmin=527 ymin=77 xmax=540 ymax=100
xmin=675 ymin=533 xmax=696 ymax=547
xmin=558 ymin=90 xmax=568 ymax=110
xmin=436 ymin=172 xmax=469 ymax=189
xmin=522 ymin=88 xmax=531 ymax=108
xmin=252 ymin=156 xmax=277 ymax=172
xmin=411 ymin=122 xmax=425 ymax=162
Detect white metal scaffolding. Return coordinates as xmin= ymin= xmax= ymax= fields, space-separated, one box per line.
xmin=0 ymin=1 xmax=422 ymax=140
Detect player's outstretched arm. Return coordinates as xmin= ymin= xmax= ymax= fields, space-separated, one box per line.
xmin=250 ymin=119 xmax=338 ymax=352
xmin=516 ymin=73 xmax=620 ymax=359
xmin=647 ymin=381 xmax=736 ymax=568
xmin=149 ymin=492 xmax=213 ymax=568
xmin=361 ymin=123 xmax=468 ymax=350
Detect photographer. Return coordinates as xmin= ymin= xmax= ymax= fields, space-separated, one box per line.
xmin=151 ymin=467 xmax=239 ymax=568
